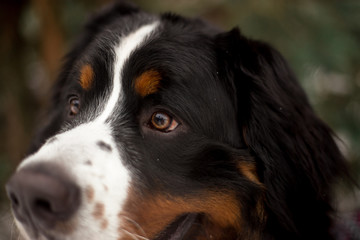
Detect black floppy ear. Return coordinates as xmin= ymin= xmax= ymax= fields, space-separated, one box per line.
xmin=215 ymin=28 xmax=348 ymax=238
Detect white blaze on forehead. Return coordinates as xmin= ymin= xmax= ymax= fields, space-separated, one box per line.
xmin=97 ymin=22 xmax=159 ymax=123
xmin=16 ymin=22 xmax=160 ymax=240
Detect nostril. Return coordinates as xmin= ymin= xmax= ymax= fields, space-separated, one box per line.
xmin=35 ymin=198 xmax=52 ymax=213
xmin=9 ymin=193 xmax=20 ymax=207
xmin=6 ymin=164 xmax=81 ymax=228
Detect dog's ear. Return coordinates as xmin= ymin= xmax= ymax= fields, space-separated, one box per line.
xmin=215 ymin=28 xmax=348 ymax=237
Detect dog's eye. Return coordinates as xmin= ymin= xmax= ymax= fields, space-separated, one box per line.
xmin=69 ymin=96 xmax=80 ymax=116
xmin=150 ymin=112 xmax=179 ymax=132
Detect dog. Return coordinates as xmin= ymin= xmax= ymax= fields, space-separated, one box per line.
xmin=6 ymin=2 xmax=348 ymax=240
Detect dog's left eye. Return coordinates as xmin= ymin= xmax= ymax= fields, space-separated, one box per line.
xmin=68 ymin=96 xmax=80 ymax=117
xmin=149 ymin=112 xmax=179 ymax=132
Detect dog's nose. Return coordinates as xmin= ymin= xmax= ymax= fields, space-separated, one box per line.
xmin=5 ymin=164 xmax=80 ymax=228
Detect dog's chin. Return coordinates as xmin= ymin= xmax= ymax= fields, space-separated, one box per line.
xmin=17 ymin=213 xmax=203 ymax=240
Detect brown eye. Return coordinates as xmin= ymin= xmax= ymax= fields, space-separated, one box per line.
xmin=150 ymin=112 xmax=179 ymax=132
xmin=69 ymin=97 xmax=80 ymax=116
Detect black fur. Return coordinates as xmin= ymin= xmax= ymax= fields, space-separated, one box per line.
xmin=25 ymin=2 xmax=348 ymax=239
xmin=216 ymin=28 xmax=349 ymax=239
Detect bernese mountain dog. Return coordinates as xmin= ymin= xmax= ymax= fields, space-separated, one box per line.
xmin=6 ymin=1 xmax=348 ymax=240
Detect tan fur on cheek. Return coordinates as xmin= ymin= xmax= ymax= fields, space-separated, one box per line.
xmin=117 ymin=189 xmax=242 ymax=240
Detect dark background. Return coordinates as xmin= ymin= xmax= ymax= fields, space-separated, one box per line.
xmin=0 ymin=0 xmax=359 ymax=239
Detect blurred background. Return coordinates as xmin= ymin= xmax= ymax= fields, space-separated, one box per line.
xmin=0 ymin=0 xmax=359 ymax=239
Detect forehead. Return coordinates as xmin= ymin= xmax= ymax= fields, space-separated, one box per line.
xmin=66 ymin=14 xmax=239 ymax=145
xmin=78 ymin=16 xmax=225 ymax=106
xmin=84 ymin=15 xmax=218 ymax=81
xmin=121 ymin=26 xmax=220 ymax=104
xmin=126 ymin=27 xmax=217 ymax=88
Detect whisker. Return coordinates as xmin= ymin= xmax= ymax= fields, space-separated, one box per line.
xmin=120 ymin=227 xmax=149 ymax=240
xmin=121 ymin=228 xmax=140 ymax=240
xmin=121 ymin=215 xmax=148 ymax=238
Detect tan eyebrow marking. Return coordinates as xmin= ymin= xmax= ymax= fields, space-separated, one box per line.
xmin=134 ymin=70 xmax=162 ymax=97
xmin=80 ymin=64 xmax=94 ymax=90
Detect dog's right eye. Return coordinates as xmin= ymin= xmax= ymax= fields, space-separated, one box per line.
xmin=68 ymin=96 xmax=80 ymax=117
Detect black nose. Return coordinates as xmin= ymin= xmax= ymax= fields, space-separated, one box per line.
xmin=5 ymin=164 xmax=80 ymax=228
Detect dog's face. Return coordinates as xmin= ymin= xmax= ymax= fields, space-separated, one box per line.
xmin=6 ymin=2 xmax=347 ymax=240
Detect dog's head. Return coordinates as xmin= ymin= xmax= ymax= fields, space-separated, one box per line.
xmin=6 ymin=2 xmax=347 ymax=240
